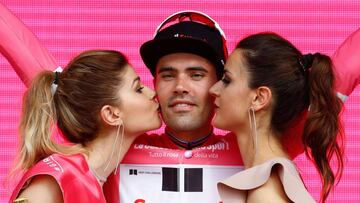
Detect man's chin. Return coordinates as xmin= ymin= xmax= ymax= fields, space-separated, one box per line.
xmin=165 ymin=118 xmax=201 ymax=132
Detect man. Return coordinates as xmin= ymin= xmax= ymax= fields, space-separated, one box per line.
xmin=117 ymin=11 xmax=243 ymax=203
xmin=0 ymin=7 xmax=242 ymax=203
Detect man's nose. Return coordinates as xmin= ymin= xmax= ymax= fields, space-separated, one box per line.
xmin=174 ymin=75 xmax=189 ymax=94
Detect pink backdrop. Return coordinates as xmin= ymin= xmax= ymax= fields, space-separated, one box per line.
xmin=1 ymin=0 xmax=360 ymax=202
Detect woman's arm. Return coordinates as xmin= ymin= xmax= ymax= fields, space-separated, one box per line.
xmin=16 ymin=175 xmax=63 ymax=203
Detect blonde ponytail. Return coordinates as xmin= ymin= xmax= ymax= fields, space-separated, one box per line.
xmin=11 ymin=50 xmax=128 ymax=175
xmin=13 ymin=71 xmax=62 ymax=173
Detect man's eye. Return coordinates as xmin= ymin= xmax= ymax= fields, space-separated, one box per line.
xmin=161 ymin=74 xmax=174 ymax=80
xmin=191 ymin=73 xmax=204 ymax=79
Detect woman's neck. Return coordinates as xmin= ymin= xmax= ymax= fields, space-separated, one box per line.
xmin=235 ymin=125 xmax=289 ymax=169
xmin=84 ymin=129 xmax=137 ymax=186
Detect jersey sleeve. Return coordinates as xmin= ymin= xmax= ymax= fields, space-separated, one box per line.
xmin=333 ymin=28 xmax=360 ymax=101
xmin=0 ymin=3 xmax=58 ymax=87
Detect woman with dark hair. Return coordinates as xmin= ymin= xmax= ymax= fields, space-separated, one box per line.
xmin=9 ymin=50 xmax=162 ymax=203
xmin=210 ymin=33 xmax=343 ymax=203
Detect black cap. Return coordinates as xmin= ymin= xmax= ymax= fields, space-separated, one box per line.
xmin=140 ymin=21 xmax=227 ymax=78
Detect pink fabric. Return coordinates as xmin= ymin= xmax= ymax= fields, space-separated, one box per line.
xmin=333 ymin=28 xmax=360 ymax=97
xmin=9 ymin=154 xmax=109 ymax=203
xmin=1 ymin=1 xmax=360 ymax=202
xmin=0 ymin=3 xmax=57 ymax=87
xmin=122 ymin=133 xmax=243 ymax=165
xmin=218 ymin=157 xmax=315 ymax=203
xmin=113 ymin=133 xmax=243 ymax=202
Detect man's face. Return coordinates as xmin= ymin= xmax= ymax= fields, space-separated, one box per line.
xmin=154 ymin=53 xmax=218 ymax=133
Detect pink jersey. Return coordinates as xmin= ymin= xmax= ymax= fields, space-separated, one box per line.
xmin=9 ymin=153 xmax=111 ymax=203
xmin=103 ymin=129 xmax=305 ymax=203
xmin=103 ymin=133 xmax=244 ymax=203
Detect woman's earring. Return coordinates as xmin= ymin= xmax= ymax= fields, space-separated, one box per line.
xmin=114 ymin=120 xmax=124 ymax=175
xmin=104 ymin=119 xmax=124 ymax=175
xmin=248 ymin=107 xmax=258 ymax=153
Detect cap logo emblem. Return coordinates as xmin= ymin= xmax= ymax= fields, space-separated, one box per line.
xmin=173 ymin=33 xmax=207 ymax=42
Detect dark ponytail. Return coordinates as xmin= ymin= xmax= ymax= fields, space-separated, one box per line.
xmin=237 ymin=33 xmax=344 ymax=203
xmin=303 ymin=53 xmax=344 ymax=202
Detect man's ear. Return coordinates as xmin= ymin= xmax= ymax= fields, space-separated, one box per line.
xmin=251 ymin=86 xmax=272 ymax=111
xmin=100 ymin=105 xmax=123 ymax=126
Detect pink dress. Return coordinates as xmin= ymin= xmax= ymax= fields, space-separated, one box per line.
xmin=9 ymin=154 xmax=111 ymax=203
xmin=217 ymin=157 xmax=316 ymax=203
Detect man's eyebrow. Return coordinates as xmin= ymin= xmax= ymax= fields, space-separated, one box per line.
xmin=157 ymin=67 xmax=176 ymax=74
xmin=186 ymin=67 xmax=208 ymax=73
xmin=157 ymin=66 xmax=209 ymax=74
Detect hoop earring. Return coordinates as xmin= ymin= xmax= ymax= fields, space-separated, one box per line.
xmin=248 ymin=107 xmax=258 ymax=153
xmin=114 ymin=120 xmax=124 ymax=175
xmin=104 ymin=120 xmax=124 ymax=175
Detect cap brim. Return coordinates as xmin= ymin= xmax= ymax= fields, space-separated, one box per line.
xmin=140 ymin=38 xmax=222 ymax=76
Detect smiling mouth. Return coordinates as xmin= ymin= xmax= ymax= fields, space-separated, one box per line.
xmin=169 ymin=103 xmax=195 ymax=112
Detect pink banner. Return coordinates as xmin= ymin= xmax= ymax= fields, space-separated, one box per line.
xmin=1 ymin=1 xmax=360 ymax=202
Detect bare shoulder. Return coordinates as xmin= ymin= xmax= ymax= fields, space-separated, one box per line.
xmin=247 ymin=165 xmax=291 ymax=203
xmin=16 ymin=175 xmax=63 ymax=203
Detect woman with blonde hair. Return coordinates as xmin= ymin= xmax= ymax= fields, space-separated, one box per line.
xmin=9 ymin=50 xmax=161 ymax=203
xmin=210 ymin=33 xmax=344 ymax=203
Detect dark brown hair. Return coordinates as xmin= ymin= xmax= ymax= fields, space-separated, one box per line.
xmin=237 ymin=33 xmax=343 ymax=202
xmin=14 ymin=50 xmax=128 ymax=172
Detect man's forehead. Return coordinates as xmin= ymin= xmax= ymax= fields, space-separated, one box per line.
xmin=155 ymin=53 xmax=216 ymax=73
xmin=157 ymin=66 xmax=209 ymax=73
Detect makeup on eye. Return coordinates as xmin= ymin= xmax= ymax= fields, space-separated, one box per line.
xmin=221 ymin=74 xmax=231 ymax=85
xmin=220 ymin=69 xmax=232 ymax=85
xmin=132 ymin=77 xmax=144 ymax=93
xmin=136 ymin=85 xmax=144 ymax=93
